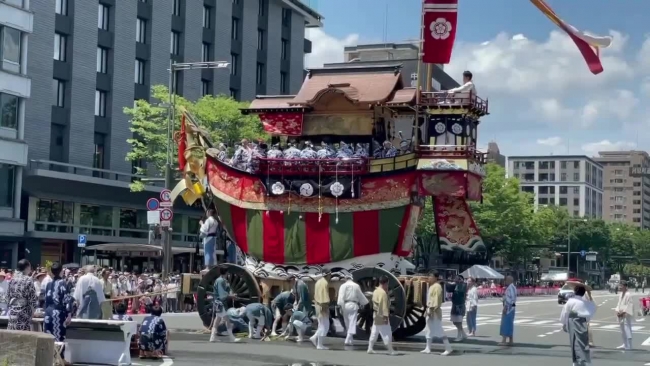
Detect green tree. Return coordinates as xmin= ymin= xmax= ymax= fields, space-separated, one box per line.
xmin=123 ymin=85 xmax=266 ymax=191
xmin=471 ymin=163 xmax=538 ymax=271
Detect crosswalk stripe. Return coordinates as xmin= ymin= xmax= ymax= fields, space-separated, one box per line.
xmin=642 ymin=336 xmax=650 ymax=346
xmin=589 ymin=323 xmax=600 ymax=327
xmin=514 ymin=319 xmax=532 ymax=324
xmin=528 ymin=320 xmax=554 ymax=325
xmin=599 ymin=324 xmax=619 ymax=329
xmin=632 ymin=326 xmax=645 ymax=331
xmin=475 ymin=317 xmax=491 ymax=321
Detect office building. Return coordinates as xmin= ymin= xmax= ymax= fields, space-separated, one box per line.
xmin=486 ymin=141 xmax=506 ymax=167
xmin=508 ymin=155 xmax=603 ymax=218
xmin=2 ymin=0 xmax=322 ymax=269
xmin=595 ymin=151 xmax=650 ymax=228
xmin=0 ymin=0 xmax=31 ymax=268
xmin=325 ymin=42 xmax=460 ymax=90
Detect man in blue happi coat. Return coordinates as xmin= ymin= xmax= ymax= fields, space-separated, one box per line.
xmin=270 ymin=289 xmax=295 ymax=336
xmin=209 ymin=267 xmax=234 ymax=342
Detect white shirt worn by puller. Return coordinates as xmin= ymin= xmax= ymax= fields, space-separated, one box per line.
xmin=448 ymin=81 xmax=477 ymax=95
xmin=559 ymin=295 xmax=596 ymax=327
xmin=200 ymin=216 xmax=218 ymax=236
xmin=337 ymin=280 xmax=368 ymax=308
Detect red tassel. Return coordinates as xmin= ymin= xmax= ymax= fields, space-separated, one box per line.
xmin=177 ymin=114 xmax=187 ymax=171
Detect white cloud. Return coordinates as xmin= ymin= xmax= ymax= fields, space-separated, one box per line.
xmin=537 ymin=137 xmax=563 ymax=147
xmin=305 ymin=29 xmax=359 ymax=68
xmin=581 ymin=140 xmax=636 ymax=156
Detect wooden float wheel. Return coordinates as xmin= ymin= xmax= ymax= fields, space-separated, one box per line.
xmin=392 ymin=302 xmax=426 ymax=339
xmin=352 ymin=267 xmax=406 ymax=338
xmin=197 ymin=264 xmax=262 ymax=328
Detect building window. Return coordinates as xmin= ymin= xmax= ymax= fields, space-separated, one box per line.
xmin=95 ymin=90 xmax=107 ymax=117
xmin=202 ymin=80 xmax=210 ymax=96
xmin=98 ymin=4 xmax=110 ymax=31
xmin=230 ymin=53 xmax=238 ymax=75
xmin=80 ymin=204 xmax=113 ymax=228
xmin=202 ymin=42 xmax=211 ymax=62
xmin=280 ymin=72 xmax=288 ymax=94
xmin=202 ymin=6 xmax=211 ymax=28
xmin=258 ymin=0 xmax=265 ymax=16
xmin=134 ymin=59 xmax=145 ymax=85
xmin=54 ymin=33 xmax=66 ymax=61
xmin=170 ymin=31 xmax=180 ymax=55
xmin=0 ymin=165 xmax=14 ymax=208
xmin=0 ymin=93 xmax=18 ymax=129
xmin=119 ymin=208 xmax=148 ymax=230
xmin=1 ymin=26 xmax=21 ymax=73
xmin=136 ymin=18 xmax=146 ymax=43
xmin=55 ymin=0 xmax=68 ymax=15
xmin=53 ymin=79 xmax=65 ymax=107
xmin=96 ymin=47 xmax=108 ymax=73
xmin=36 ymin=199 xmax=74 ymax=226
xmin=281 ymin=39 xmax=288 ymax=60
xmin=282 ymin=8 xmax=291 ymax=26
xmin=257 ymin=29 xmax=265 ymax=50
xmin=231 ymin=18 xmax=239 ymax=40
xmin=256 ymin=63 xmax=265 ymax=85
xmin=172 ymin=0 xmax=181 ymax=16
xmin=93 ymin=133 xmax=105 ymax=169
xmin=573 ymin=172 xmax=580 ymax=181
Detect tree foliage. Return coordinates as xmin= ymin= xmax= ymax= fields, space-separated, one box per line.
xmin=124 ymin=85 xmax=267 ymax=191
xmin=414 ymin=162 xmax=650 ymax=276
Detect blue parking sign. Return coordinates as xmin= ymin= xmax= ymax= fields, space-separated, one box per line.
xmin=78 ymin=234 xmax=87 ymax=248
xmin=580 ymin=250 xmax=586 ymax=257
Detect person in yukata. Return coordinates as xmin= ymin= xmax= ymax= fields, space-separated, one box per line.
xmin=450 ymin=275 xmax=468 ymax=341
xmin=337 ymin=274 xmax=368 ymax=346
xmin=560 ymin=284 xmax=596 ymax=366
xmin=43 ymin=262 xmax=75 ymax=358
xmin=200 ymin=209 xmax=219 ymax=270
xmin=244 ymin=302 xmax=273 ymax=339
xmin=379 ymin=141 xmax=397 ymax=158
xmin=100 ymin=270 xmax=114 ymax=320
xmin=138 ymin=304 xmax=168 ymax=359
xmin=336 ymin=142 xmax=354 ymax=159
xmin=615 ymin=280 xmax=634 ymax=350
xmin=352 ymin=143 xmax=369 ymax=158
xmin=300 ymin=142 xmax=317 ymax=159
xmin=367 ymin=275 xmax=397 ymax=355
xmin=310 ymin=271 xmax=331 ymax=350
xmin=499 ymin=275 xmax=517 ymax=346
xmin=209 ymin=267 xmax=233 ymax=342
xmin=291 ymin=275 xmax=312 ymax=314
xmin=216 ymin=143 xmax=229 ymax=162
xmin=281 ymin=305 xmax=313 ymax=342
xmin=230 ymin=139 xmax=252 ymax=171
xmin=283 ymin=142 xmax=302 ymax=161
xmin=465 ymin=277 xmax=479 ymax=337
xmin=316 ymin=141 xmax=335 ymax=159
xmin=421 ymin=270 xmax=452 ymax=355
xmin=111 ymin=302 xmax=134 ymax=321
xmin=267 ymin=143 xmax=283 ymax=159
xmin=74 ymin=265 xmax=105 ymax=319
xmin=270 ymin=289 xmax=295 ymax=336
xmin=7 ymin=259 xmax=39 ymax=331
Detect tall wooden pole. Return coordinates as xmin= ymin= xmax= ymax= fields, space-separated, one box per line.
xmin=414 ymin=0 xmax=425 ymax=150
xmin=426 ymin=64 xmax=433 ymax=92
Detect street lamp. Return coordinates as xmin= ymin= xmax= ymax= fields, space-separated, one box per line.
xmin=567 ymin=217 xmax=588 ymax=275
xmin=161 ymin=60 xmax=230 ymax=278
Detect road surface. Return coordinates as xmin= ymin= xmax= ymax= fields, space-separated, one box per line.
xmin=104 ymin=291 xmax=650 ymax=366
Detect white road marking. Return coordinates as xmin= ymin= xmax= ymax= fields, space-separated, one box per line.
xmin=513 ymin=319 xmax=532 ymax=324
xmin=632 ymin=325 xmax=645 ymax=331
xmin=529 ymin=320 xmax=554 ymax=325
xmin=638 ymin=318 xmax=646 ymax=322
xmin=475 ymin=317 xmax=491 ymax=321
xmin=599 ymin=324 xmax=620 ymax=329
xmin=162 ymin=356 xmax=174 ymax=366
xmin=642 ymin=336 xmax=650 ymax=346
xmin=537 ymin=334 xmax=546 ymax=337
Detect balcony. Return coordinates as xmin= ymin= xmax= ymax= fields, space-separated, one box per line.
xmin=421 ymin=91 xmax=489 ymax=116
xmin=0 ymin=69 xmax=31 ymax=98
xmin=417 ymin=145 xmax=486 ymax=164
xmin=0 ymin=0 xmax=33 ymax=33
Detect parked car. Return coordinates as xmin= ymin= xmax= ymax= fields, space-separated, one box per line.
xmin=558 ymin=284 xmax=576 ymax=304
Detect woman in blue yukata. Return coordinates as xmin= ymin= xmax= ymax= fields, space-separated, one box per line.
xmin=138 ymin=304 xmax=168 ymax=359
xmin=43 ymin=262 xmax=75 ymax=358
xmin=499 ymin=275 xmax=517 ymax=346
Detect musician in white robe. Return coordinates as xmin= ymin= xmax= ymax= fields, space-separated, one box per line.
xmin=337 ymin=275 xmax=368 ymax=346
xmin=74 ymin=266 xmax=105 ymax=319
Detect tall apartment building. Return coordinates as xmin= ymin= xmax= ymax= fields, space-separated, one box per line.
xmin=1 ymin=0 xmax=322 ymax=269
xmin=508 ymin=155 xmax=604 ymax=218
xmin=325 ymin=42 xmax=459 ymax=91
xmin=594 ymin=151 xmax=650 ymax=228
xmin=0 ymin=0 xmax=31 ymax=268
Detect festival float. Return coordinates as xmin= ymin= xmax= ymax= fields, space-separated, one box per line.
xmin=170 ymin=0 xmax=613 ymax=339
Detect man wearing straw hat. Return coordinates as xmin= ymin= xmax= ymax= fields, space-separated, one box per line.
xmin=559 ymin=282 xmax=596 ymax=366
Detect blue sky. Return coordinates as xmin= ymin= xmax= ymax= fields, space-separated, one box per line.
xmin=305 ymin=0 xmax=650 ymax=157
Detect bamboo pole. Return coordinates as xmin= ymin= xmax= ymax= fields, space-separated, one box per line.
xmin=414 ymin=0 xmax=425 ymax=150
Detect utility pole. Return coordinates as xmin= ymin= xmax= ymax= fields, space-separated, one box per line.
xmin=160 ymin=60 xmax=230 ymax=279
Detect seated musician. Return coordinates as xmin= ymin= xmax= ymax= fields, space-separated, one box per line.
xmin=446 ymin=70 xmax=477 ymax=95
xmin=111 ymin=302 xmax=134 ymax=321
xmin=138 ymin=304 xmax=168 ymax=359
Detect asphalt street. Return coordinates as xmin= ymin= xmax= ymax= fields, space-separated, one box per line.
xmin=119 ymin=291 xmax=650 ymax=366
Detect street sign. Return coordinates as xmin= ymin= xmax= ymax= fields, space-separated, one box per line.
xmin=147 ymin=211 xmax=160 ymax=225
xmin=77 ymin=234 xmax=87 ymax=248
xmin=160 ymin=189 xmax=173 ymax=207
xmin=146 ymin=198 xmax=160 ymax=211
xmin=586 ymin=254 xmax=597 ymax=262
xmin=160 ymin=208 xmax=173 ymax=226
xmin=580 ymin=250 xmax=586 ymax=257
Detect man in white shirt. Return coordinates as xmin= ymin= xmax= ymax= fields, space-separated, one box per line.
xmin=615 ymin=281 xmax=634 ymax=350
xmin=0 ymin=271 xmax=8 ymax=315
xmin=337 ymin=275 xmax=369 ymax=346
xmin=166 ymin=279 xmax=179 ymax=313
xmin=200 ymin=209 xmax=219 ymax=270
xmin=74 ymin=265 xmax=106 ymax=319
xmin=465 ymin=277 xmax=479 ymax=336
xmin=447 ymin=70 xmax=477 ymax=95
xmin=559 ymin=284 xmax=596 ymax=365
